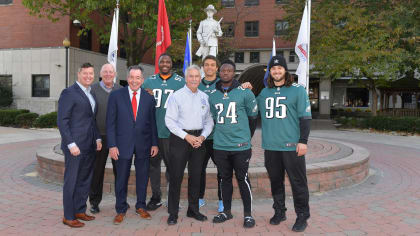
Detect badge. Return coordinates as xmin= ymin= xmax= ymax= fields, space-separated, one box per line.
xmin=206 ymin=85 xmax=209 ymax=88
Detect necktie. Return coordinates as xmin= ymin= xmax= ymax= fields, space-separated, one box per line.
xmin=132 ymin=91 xmax=137 ymax=121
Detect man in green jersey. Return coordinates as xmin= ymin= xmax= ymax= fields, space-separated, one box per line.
xmin=208 ymin=60 xmax=258 ymax=228
xmin=256 ymin=55 xmax=311 ymax=232
xmin=197 ymin=55 xmax=222 ymax=211
xmin=198 ymin=55 xmax=253 ymax=212
xmin=142 ymin=53 xmax=185 ymax=210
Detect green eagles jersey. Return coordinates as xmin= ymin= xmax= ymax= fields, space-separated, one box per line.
xmin=209 ymin=85 xmax=258 ymax=151
xmin=257 ymin=83 xmax=312 ymax=151
xmin=142 ymin=73 xmax=185 ymax=138
xmin=198 ymin=77 xmax=220 ymax=140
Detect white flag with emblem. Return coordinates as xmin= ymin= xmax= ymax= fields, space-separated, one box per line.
xmin=295 ymin=1 xmax=310 ymax=89
xmin=107 ymin=7 xmax=119 ymax=71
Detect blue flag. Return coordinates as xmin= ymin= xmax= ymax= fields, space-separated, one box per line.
xmin=263 ymin=38 xmax=276 ymax=87
xmin=183 ymin=32 xmax=191 ymax=75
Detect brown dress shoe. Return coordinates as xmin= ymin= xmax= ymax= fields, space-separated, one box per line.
xmin=136 ymin=208 xmax=151 ymax=220
xmin=114 ymin=213 xmax=126 ymax=225
xmin=75 ymin=213 xmax=95 ymax=221
xmin=62 ymin=218 xmax=85 ymax=228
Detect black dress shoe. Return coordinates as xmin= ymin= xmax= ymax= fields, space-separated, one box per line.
xmin=269 ymin=210 xmax=286 ymax=225
xmin=186 ymin=210 xmax=208 ymax=221
xmin=146 ymin=199 xmax=162 ymax=211
xmin=90 ymin=205 xmax=100 ymax=214
xmin=292 ymin=213 xmax=310 ymax=232
xmin=167 ymin=214 xmax=178 ymax=225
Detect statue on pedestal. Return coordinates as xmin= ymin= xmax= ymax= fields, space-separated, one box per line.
xmin=196 ymin=4 xmax=223 ymax=59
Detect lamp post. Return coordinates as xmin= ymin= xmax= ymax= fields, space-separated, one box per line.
xmin=62 ymin=38 xmax=70 ymax=88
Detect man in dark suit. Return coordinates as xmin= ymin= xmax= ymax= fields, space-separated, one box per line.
xmin=106 ymin=65 xmax=159 ymax=225
xmin=57 ymin=62 xmax=102 ymax=228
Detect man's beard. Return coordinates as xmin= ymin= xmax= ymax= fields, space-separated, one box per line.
xmin=273 ymin=76 xmax=285 ymax=82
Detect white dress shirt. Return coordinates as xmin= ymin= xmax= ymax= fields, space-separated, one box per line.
xmin=165 ymin=85 xmax=214 ymax=139
xmin=128 ymin=87 xmax=141 ymax=119
xmin=76 ymin=81 xmax=95 ymax=112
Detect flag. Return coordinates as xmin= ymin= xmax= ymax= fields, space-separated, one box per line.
xmin=295 ymin=1 xmax=310 ymax=89
xmin=263 ymin=38 xmax=276 ymax=87
xmin=155 ymin=0 xmax=172 ymax=73
xmin=183 ymin=32 xmax=191 ymax=75
xmin=107 ymin=7 xmax=119 ymax=72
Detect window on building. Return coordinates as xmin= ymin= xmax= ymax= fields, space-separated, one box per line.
xmin=0 ymin=75 xmax=12 ymax=89
xmin=223 ymin=22 xmax=235 ymax=37
xmin=32 ymin=75 xmax=50 ymax=97
xmin=221 ymin=0 xmax=235 ymax=7
xmin=289 ymin=51 xmax=296 ymax=63
xmin=275 ymin=0 xmax=288 ymax=4
xmin=250 ymin=52 xmax=260 ymax=63
xmin=245 ymin=21 xmax=259 ymax=37
xmin=0 ymin=0 xmax=13 ymax=4
xmin=245 ymin=0 xmax=259 ymax=6
xmin=402 ymin=92 xmax=417 ymax=109
xmin=275 ymin=20 xmax=288 ymax=36
xmin=235 ymin=52 xmax=244 ymax=63
xmin=346 ymin=88 xmax=369 ymax=107
xmin=79 ymin=30 xmax=92 ymax=51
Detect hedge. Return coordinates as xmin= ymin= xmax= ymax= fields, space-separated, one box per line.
xmin=335 ymin=116 xmax=420 ymax=134
xmin=16 ymin=112 xmax=39 ymax=128
xmin=0 ymin=109 xmax=30 ymax=126
xmin=34 ymin=112 xmax=57 ymax=128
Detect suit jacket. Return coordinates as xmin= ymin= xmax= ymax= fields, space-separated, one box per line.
xmin=57 ymin=82 xmax=100 ymax=154
xmin=106 ymin=87 xmax=158 ymax=159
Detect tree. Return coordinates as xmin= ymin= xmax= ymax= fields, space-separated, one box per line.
xmin=283 ymin=0 xmax=419 ymax=116
xmin=22 ymin=0 xmax=218 ymax=66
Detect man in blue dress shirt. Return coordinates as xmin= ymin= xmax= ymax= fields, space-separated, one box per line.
xmin=165 ymin=65 xmax=214 ymax=225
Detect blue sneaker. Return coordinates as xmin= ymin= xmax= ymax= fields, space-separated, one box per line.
xmin=218 ymin=200 xmax=224 ymax=213
xmin=199 ymin=199 xmax=206 ymax=208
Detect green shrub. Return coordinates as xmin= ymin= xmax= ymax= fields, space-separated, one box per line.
xmin=364 ymin=116 xmax=419 ymax=133
xmin=0 ymin=109 xmax=30 ymax=126
xmin=365 ymin=109 xmax=371 ymax=113
xmin=355 ymin=108 xmax=362 ymax=113
xmin=16 ymin=112 xmax=39 ymax=128
xmin=34 ymin=112 xmax=57 ymax=128
xmin=345 ymin=108 xmax=353 ymax=113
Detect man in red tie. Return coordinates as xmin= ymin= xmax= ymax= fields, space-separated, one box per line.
xmin=106 ymin=65 xmax=159 ymax=225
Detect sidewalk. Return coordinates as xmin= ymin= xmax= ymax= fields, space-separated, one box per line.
xmin=0 ymin=127 xmax=419 ymax=235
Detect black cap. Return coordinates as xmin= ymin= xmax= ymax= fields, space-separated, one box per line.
xmin=269 ymin=55 xmax=288 ymax=71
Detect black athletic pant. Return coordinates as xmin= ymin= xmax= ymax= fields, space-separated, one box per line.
xmin=148 ymin=138 xmax=170 ymax=201
xmin=199 ymin=139 xmax=222 ymax=200
xmin=264 ymin=150 xmax=310 ymax=216
xmin=89 ymin=135 xmax=117 ymax=206
xmin=214 ymin=149 xmax=253 ymax=216
xmin=168 ymin=132 xmax=205 ymax=216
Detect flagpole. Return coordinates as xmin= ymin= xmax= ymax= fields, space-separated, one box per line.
xmin=189 ymin=20 xmax=192 ymax=66
xmin=114 ymin=0 xmax=120 ymax=83
xmin=306 ymin=0 xmax=311 ymax=94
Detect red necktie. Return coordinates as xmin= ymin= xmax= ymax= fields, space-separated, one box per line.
xmin=132 ymin=91 xmax=137 ymax=121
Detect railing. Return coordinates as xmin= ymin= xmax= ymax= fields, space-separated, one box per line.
xmin=378 ymin=109 xmax=420 ymax=117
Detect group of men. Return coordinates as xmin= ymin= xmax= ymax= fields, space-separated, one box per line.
xmin=57 ymin=53 xmax=312 ymax=232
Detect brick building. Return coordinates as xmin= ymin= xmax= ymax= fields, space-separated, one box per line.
xmin=216 ymin=0 xmax=329 ymax=117
xmin=0 ymin=0 xmax=154 ymax=114
xmin=216 ymin=0 xmax=419 ymax=117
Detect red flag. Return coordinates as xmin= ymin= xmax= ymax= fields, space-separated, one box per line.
xmin=155 ymin=0 xmax=171 ymax=73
